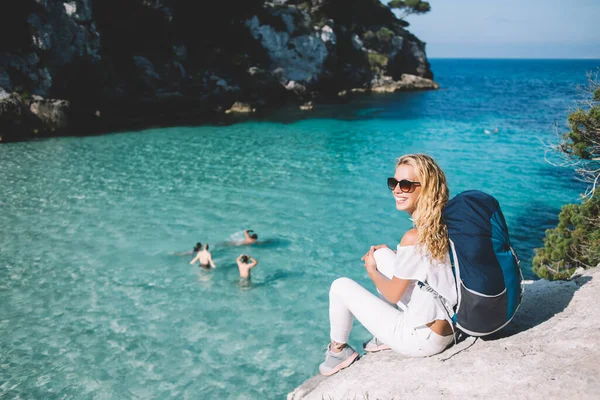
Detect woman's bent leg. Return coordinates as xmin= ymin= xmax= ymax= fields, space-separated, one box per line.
xmin=326 ymin=277 xmax=452 ymax=368
xmin=329 ymin=277 xmax=404 ymax=345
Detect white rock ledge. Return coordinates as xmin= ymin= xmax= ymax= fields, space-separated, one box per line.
xmin=288 ymin=268 xmax=600 ymax=400
xmin=350 ymin=74 xmax=439 ymax=94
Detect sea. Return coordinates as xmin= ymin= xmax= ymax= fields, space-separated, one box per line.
xmin=1 ymin=59 xmax=598 ymax=399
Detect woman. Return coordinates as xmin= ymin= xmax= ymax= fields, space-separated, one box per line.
xmin=319 ymin=154 xmax=457 ymax=376
xmin=190 ymin=244 xmax=216 ymax=269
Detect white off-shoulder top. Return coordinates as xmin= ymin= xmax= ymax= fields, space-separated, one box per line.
xmin=393 ymin=245 xmax=457 ymax=328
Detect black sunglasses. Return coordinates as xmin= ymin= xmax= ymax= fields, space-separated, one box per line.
xmin=387 ymin=177 xmax=421 ymax=193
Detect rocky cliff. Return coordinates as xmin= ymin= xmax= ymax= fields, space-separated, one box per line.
xmin=288 ymin=267 xmax=600 ymax=399
xmin=0 ymin=0 xmax=437 ymax=142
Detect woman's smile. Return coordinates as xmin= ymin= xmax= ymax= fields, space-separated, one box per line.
xmin=394 ymin=194 xmax=409 ymax=204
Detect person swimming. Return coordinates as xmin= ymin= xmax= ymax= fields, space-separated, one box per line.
xmin=236 ymin=254 xmax=258 ymax=279
xmin=226 ymin=229 xmax=259 ymax=246
xmin=190 ymin=244 xmax=216 ymax=269
xmin=243 ymin=230 xmax=258 ymax=244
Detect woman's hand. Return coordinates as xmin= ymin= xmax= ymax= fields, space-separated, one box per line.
xmin=373 ymin=244 xmax=389 ymax=251
xmin=361 ymin=246 xmax=378 ymax=275
xmin=361 ymin=244 xmax=389 ymax=260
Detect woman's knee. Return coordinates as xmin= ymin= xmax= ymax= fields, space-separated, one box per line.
xmin=329 ymin=277 xmax=356 ymax=296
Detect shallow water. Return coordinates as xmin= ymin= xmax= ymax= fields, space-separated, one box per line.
xmin=1 ymin=59 xmax=598 ymax=399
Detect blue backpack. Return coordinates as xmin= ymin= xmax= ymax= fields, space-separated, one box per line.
xmin=421 ymin=190 xmax=523 ymax=337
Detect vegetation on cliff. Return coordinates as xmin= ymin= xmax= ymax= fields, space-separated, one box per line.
xmin=533 ymin=72 xmax=600 ymax=280
xmin=388 ymin=0 xmax=431 ymax=19
xmin=0 ymin=0 xmax=437 ymax=142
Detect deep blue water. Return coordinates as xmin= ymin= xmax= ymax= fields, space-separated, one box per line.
xmin=1 ymin=58 xmax=598 ymax=399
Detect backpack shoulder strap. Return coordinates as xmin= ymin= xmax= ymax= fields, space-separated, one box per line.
xmin=416 ymin=281 xmax=456 ymax=323
xmin=416 ymin=280 xmax=458 ymax=345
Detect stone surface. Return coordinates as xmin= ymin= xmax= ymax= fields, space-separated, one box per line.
xmin=0 ymin=88 xmax=10 ymax=101
xmin=29 ymin=98 xmax=70 ymax=130
xmin=133 ymin=56 xmax=161 ymax=90
xmin=320 ymin=25 xmax=336 ymax=45
xmin=246 ymin=14 xmax=329 ymax=83
xmin=0 ymin=94 xmax=27 ymax=141
xmin=288 ymin=268 xmax=600 ymax=400
xmin=0 ymin=93 xmax=24 ymax=119
xmin=0 ymin=68 xmax=13 ymax=91
xmin=299 ymin=101 xmax=314 ymax=111
xmin=369 ymin=74 xmax=438 ymax=92
xmin=225 ymin=101 xmax=256 ymax=114
xmin=351 ymin=34 xmax=364 ymax=51
xmin=10 ymin=0 xmax=100 ymax=96
xmin=285 ymin=80 xmax=307 ymax=96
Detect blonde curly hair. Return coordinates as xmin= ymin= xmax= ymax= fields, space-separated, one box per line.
xmin=396 ymin=154 xmax=449 ymax=261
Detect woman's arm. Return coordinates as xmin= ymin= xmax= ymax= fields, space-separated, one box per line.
xmin=189 ymin=252 xmax=200 ymax=264
xmin=209 ymin=253 xmax=216 ymax=269
xmin=248 ymin=258 xmax=258 ymax=269
xmin=362 ymin=229 xmax=419 ymax=303
xmin=368 ymin=272 xmax=412 ymax=304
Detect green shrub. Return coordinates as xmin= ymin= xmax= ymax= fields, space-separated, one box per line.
xmin=555 ymin=72 xmax=600 ymax=199
xmin=376 ymin=27 xmax=395 ymax=43
xmin=309 ymin=8 xmax=328 ymax=28
xmin=535 ymin=72 xmax=600 ymax=280
xmin=315 ymin=0 xmax=399 ymax=28
xmin=362 ymin=30 xmax=375 ymax=43
xmin=533 ymin=189 xmax=600 ymax=280
xmin=388 ymin=0 xmax=431 ymax=19
xmin=367 ymin=52 xmax=388 ymax=68
xmin=19 ymin=90 xmax=32 ymax=100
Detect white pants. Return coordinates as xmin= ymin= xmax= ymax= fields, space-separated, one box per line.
xmin=329 ymin=248 xmax=453 ymax=357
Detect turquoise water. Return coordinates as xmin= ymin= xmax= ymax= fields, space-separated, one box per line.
xmin=1 ymin=59 xmax=598 ymax=399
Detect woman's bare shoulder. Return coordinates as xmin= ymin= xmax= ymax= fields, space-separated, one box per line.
xmin=400 ymin=228 xmax=418 ymax=247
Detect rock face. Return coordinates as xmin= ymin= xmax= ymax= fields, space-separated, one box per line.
xmin=225 ymin=101 xmax=256 ymax=114
xmin=0 ymin=92 xmax=70 ymax=141
xmin=0 ymin=0 xmax=437 ymax=142
xmin=357 ymin=74 xmax=439 ymax=93
xmin=0 ymin=0 xmax=100 ymax=97
xmin=29 ymin=97 xmax=70 ymax=131
xmin=288 ymin=268 xmax=600 ymax=400
xmin=246 ymin=12 xmax=329 ymax=83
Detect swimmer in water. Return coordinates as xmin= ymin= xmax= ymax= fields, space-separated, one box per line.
xmin=219 ymin=230 xmax=262 ymax=247
xmin=236 ymin=254 xmax=258 ymax=280
xmin=190 ymin=244 xmax=216 ymax=269
xmin=243 ymin=230 xmax=258 ymax=245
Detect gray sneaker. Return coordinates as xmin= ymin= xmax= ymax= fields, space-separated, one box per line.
xmin=363 ymin=337 xmax=391 ymax=353
xmin=319 ymin=345 xmax=359 ymax=376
